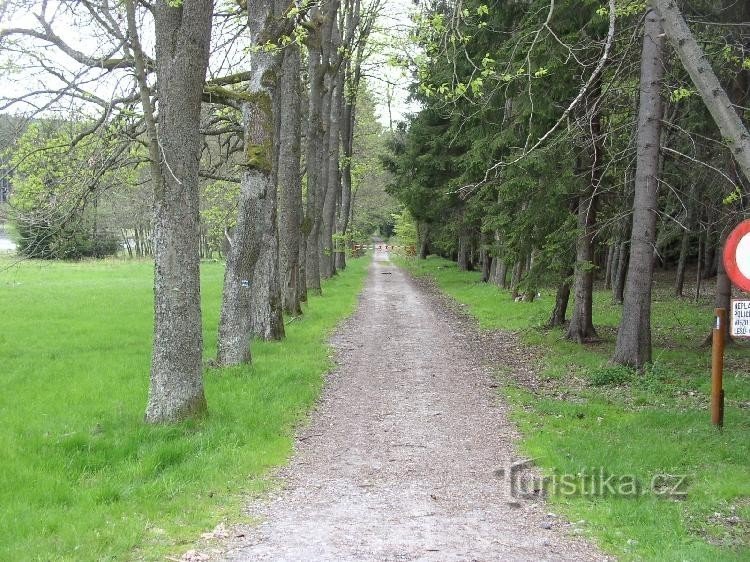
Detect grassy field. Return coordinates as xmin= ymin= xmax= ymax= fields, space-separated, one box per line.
xmin=0 ymin=255 xmax=369 ymax=561
xmin=397 ymin=255 xmax=750 ymax=561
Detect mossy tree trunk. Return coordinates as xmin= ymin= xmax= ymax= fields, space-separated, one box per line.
xmin=216 ymin=0 xmax=282 ymax=365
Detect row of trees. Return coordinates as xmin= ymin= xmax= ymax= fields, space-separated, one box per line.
xmin=0 ymin=0 xmax=390 ymax=422
xmin=386 ymin=0 xmax=749 ymax=368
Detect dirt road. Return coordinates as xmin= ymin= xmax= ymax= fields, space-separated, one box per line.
xmin=222 ymin=253 xmax=606 ymax=561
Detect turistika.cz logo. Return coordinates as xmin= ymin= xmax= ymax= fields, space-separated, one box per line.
xmin=495 ymin=459 xmax=688 ymax=499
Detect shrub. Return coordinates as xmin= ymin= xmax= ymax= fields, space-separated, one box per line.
xmin=14 ymin=212 xmax=119 ymax=260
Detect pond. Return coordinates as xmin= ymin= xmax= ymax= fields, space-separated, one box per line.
xmin=0 ymin=223 xmax=16 ymax=252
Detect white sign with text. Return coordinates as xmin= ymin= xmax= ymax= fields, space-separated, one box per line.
xmin=730 ymin=300 xmax=750 ymax=338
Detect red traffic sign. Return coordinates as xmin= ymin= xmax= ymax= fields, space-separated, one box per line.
xmin=724 ymin=219 xmax=750 ymax=292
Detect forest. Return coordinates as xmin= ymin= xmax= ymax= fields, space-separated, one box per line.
xmin=385 ymin=0 xmax=750 ymax=368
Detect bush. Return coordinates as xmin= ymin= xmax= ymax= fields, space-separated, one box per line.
xmin=391 ymin=207 xmax=418 ymax=246
xmin=14 ymin=212 xmax=119 ymax=260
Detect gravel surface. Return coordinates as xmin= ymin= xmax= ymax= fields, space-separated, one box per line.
xmin=204 ymin=253 xmax=609 ymax=561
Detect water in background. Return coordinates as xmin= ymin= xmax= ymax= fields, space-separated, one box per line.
xmin=0 ymin=223 xmax=16 ymax=252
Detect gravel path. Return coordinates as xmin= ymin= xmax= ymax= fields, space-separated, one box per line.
xmin=219 ymin=253 xmax=608 ymax=561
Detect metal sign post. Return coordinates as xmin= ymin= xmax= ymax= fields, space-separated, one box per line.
xmin=711 ymin=308 xmax=726 ymax=428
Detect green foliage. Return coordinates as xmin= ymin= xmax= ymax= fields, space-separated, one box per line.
xmin=201 ymin=180 xmax=240 ymax=252
xmin=387 ymin=0 xmax=619 ymax=292
xmin=6 ymin=119 xmax=135 ymax=260
xmin=670 ymin=86 xmax=695 ymax=103
xmin=349 ymin=85 xmax=399 ymax=238
xmin=391 ymin=207 xmax=418 ymax=246
xmin=0 ymin=255 xmax=369 ymax=560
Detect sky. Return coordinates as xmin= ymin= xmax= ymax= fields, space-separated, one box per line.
xmin=368 ymin=0 xmax=421 ymax=127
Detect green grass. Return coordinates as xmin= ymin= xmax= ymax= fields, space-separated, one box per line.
xmin=397 ymin=255 xmax=750 ymax=561
xmin=0 ymin=255 xmax=369 ymax=561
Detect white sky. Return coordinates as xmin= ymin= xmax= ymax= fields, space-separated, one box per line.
xmin=367 ymin=0 xmax=421 ymax=128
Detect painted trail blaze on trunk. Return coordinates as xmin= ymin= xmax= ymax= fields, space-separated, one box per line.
xmin=216 ymin=97 xmax=277 ymax=365
xmin=216 ymin=0 xmax=285 ymax=365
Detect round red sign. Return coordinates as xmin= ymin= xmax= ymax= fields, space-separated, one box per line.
xmin=724 ymin=219 xmax=750 ymax=292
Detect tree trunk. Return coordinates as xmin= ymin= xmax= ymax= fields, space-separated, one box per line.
xmin=216 ymin=0 xmax=281 ymax=366
xmin=695 ymin=230 xmax=703 ymax=301
xmin=608 ymin=242 xmax=620 ymax=290
xmin=613 ymin=10 xmax=665 ymax=369
xmin=613 ymin=241 xmax=628 ymax=303
xmin=566 ymin=99 xmax=603 ymax=343
xmin=335 ymin=84 xmax=355 ymax=271
xmin=481 ymin=250 xmax=491 ymax=282
xmin=122 ymin=229 xmax=133 ymax=258
xmin=674 ymin=184 xmax=696 ymax=297
xmin=277 ymin=44 xmax=303 ymax=316
xmin=141 ymin=0 xmax=213 ymax=423
xmin=566 ymin=188 xmax=599 ymax=342
xmin=336 ymin=0 xmax=370 ymax=270
xmin=321 ymin=67 xmax=343 ymax=279
xmin=418 ymin=222 xmax=430 ymax=259
xmin=298 ymin=233 xmax=308 ymax=303
xmin=457 ymin=229 xmax=470 ymax=271
xmin=510 ymin=258 xmax=524 ymax=299
xmin=489 ymin=257 xmax=498 ymax=282
xmin=523 ymin=250 xmax=537 ymax=302
xmin=304 ymin=1 xmax=340 ymax=294
xmin=548 ymin=267 xmax=574 ymax=327
xmin=250 ymin=216 xmax=285 ymax=340
xmin=714 ymin=237 xmax=733 ymax=341
xmin=496 ymin=259 xmax=508 ymax=288
xmin=674 ymin=228 xmax=690 ymax=297
xmin=133 ymin=227 xmax=141 ymax=257
xmin=251 ymin=77 xmax=285 ymax=342
xmin=304 ymin=21 xmax=325 ymax=296
xmin=603 ymin=244 xmax=614 ymax=290
xmin=651 ymin=0 xmax=750 ymax=184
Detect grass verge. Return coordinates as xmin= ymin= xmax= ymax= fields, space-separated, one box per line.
xmin=396 ymin=254 xmax=749 ymax=561
xmin=0 ymin=254 xmax=369 ymax=561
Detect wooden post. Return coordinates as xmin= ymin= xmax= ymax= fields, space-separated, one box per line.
xmin=711 ymin=308 xmax=726 ymax=427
